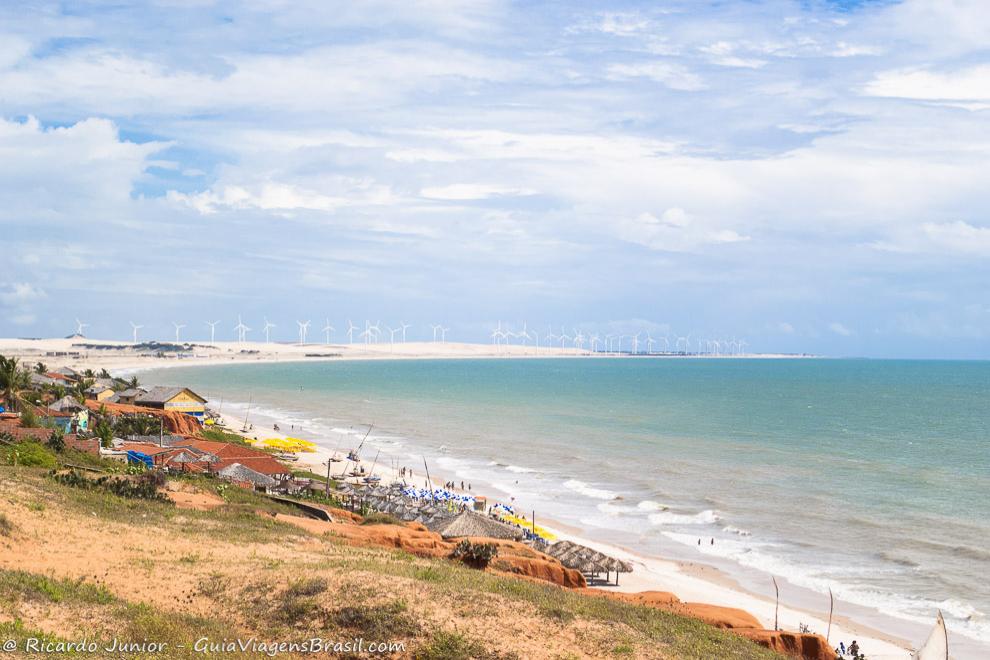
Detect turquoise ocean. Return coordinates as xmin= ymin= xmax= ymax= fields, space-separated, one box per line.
xmin=142 ymin=358 xmax=990 ymax=652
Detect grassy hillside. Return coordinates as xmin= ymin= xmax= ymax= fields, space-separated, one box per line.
xmin=0 ymin=464 xmax=783 ymax=659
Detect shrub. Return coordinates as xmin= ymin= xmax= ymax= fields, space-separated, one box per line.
xmin=51 ymin=469 xmax=172 ymax=503
xmin=450 ymin=540 xmax=499 ymax=569
xmin=19 ymin=407 xmax=39 ymax=428
xmin=0 ymin=512 xmax=13 ymax=537
xmin=47 ymin=427 xmax=65 ymax=453
xmin=414 ymin=631 xmax=509 ymax=660
xmin=360 ymin=512 xmax=402 ymax=526
xmin=284 ymin=577 xmax=328 ymax=598
xmin=332 ymin=601 xmax=420 ymax=639
xmin=3 ymin=441 xmax=56 ymax=468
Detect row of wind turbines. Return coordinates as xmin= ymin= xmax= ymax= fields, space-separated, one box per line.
xmin=76 ymin=317 xmax=445 ymax=347
xmin=71 ymin=318 xmax=748 ymax=355
xmin=488 ymin=321 xmax=749 ymax=356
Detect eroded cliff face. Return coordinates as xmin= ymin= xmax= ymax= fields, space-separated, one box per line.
xmin=275 ymin=510 xmax=834 ymax=660
xmin=578 ymin=588 xmax=837 ymax=660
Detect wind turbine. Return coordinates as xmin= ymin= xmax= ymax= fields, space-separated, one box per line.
xmin=296 ymin=320 xmax=311 ymax=345
xmin=206 ymin=320 xmax=220 ymax=343
xmin=263 ymin=318 xmax=276 ymax=344
xmin=129 ymin=322 xmax=143 ymax=344
xmin=74 ymin=318 xmax=89 ymax=337
xmin=440 ymin=327 xmax=450 ymax=343
xmin=559 ymin=326 xmax=571 ymax=349
xmin=430 ymin=324 xmax=442 ymax=343
xmin=346 ymin=319 xmax=358 ymax=344
xmin=400 ymin=322 xmax=410 ymax=342
xmin=646 ymin=332 xmax=656 ymax=354
xmin=386 ymin=325 xmax=400 ymax=350
xmin=172 ymin=322 xmax=186 ymax=343
xmin=234 ymin=316 xmax=250 ymax=343
xmin=546 ymin=327 xmax=558 ymax=352
xmin=322 ymin=319 xmax=334 ymax=345
xmin=572 ymin=328 xmax=585 ymax=350
xmin=517 ymin=322 xmax=531 ymax=345
xmin=590 ymin=334 xmax=600 ymax=353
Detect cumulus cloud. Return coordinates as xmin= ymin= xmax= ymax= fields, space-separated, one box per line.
xmin=606 ymin=61 xmax=706 ymax=91
xmin=0 ymin=282 xmax=46 ymax=306
xmin=420 ymin=184 xmax=538 ymax=201
xmin=864 ymin=64 xmax=990 ymax=106
xmin=829 ymin=322 xmax=853 ymax=337
xmin=618 ymin=209 xmax=749 ymax=253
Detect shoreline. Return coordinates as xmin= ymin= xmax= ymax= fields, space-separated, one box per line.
xmin=0 ymin=337 xmax=936 ymax=658
xmin=208 ymin=396 xmax=916 ymax=660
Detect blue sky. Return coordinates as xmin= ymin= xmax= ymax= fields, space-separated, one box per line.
xmin=1 ymin=0 xmax=988 ymax=358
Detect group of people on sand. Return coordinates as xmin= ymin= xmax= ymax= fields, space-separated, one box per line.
xmin=835 ymin=640 xmax=861 ymax=659
xmin=442 ymin=480 xmax=471 ymax=491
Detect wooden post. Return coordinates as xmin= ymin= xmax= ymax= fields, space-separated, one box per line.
xmin=772 ymin=577 xmax=779 ymax=631
xmin=422 ymin=456 xmax=435 ymax=503
xmin=826 ymin=587 xmax=834 ymax=643
xmin=532 ymin=509 xmax=536 ymax=535
xmin=324 ymin=458 xmax=331 ymax=499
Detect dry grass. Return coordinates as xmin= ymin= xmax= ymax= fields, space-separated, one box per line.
xmin=0 ymin=466 xmax=784 ymax=659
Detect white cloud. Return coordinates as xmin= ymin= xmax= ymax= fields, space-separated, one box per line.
xmin=0 ymin=282 xmax=46 ymax=306
xmin=777 ymin=322 xmax=795 ymax=334
xmin=169 ymin=179 xmax=400 ymax=215
xmin=829 ymin=322 xmax=853 ymax=337
xmin=606 ymin=62 xmax=706 ymax=91
xmin=420 ymin=184 xmax=537 ymax=201
xmin=618 ymin=208 xmax=749 ymax=253
xmin=871 ymin=221 xmax=990 ymax=257
xmin=864 ymin=64 xmax=990 ymax=104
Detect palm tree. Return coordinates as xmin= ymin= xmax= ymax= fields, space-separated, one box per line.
xmin=128 ymin=375 xmax=140 ymax=389
xmin=0 ymin=355 xmax=30 ymax=412
xmin=34 ymin=361 xmax=48 ymax=375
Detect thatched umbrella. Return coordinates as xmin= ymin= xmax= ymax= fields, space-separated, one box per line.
xmin=429 ymin=510 xmax=523 ymax=540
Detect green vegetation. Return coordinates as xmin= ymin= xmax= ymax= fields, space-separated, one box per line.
xmin=2 ymin=440 xmax=57 ymax=468
xmin=0 ymin=354 xmax=30 ymax=412
xmin=414 ymin=630 xmax=511 ymax=660
xmin=451 ymin=539 xmax=499 ymax=569
xmin=332 ymin=600 xmax=421 ymax=639
xmin=0 ymin=569 xmax=243 ymax=660
xmin=199 ymin=427 xmax=253 ymax=445
xmin=47 ymin=426 xmax=65 ymax=453
xmin=51 ymin=469 xmax=173 ymax=503
xmin=19 ymin=406 xmax=39 ymax=428
xmin=0 ymin=570 xmax=114 ymax=605
xmin=360 ymin=511 xmax=403 ymax=526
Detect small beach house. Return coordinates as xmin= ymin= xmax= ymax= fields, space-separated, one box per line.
xmin=134 ymin=386 xmax=207 ymax=421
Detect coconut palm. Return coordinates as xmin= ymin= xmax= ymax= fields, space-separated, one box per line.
xmin=0 ymin=355 xmax=30 ymax=412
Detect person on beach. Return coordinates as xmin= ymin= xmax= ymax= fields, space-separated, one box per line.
xmin=848 ymin=641 xmax=859 ymax=657
xmin=839 ymin=641 xmax=846 ymax=655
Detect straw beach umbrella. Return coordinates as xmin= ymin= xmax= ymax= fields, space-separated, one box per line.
xmin=430 ymin=510 xmax=523 ymax=540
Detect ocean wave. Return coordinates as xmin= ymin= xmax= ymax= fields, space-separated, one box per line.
xmin=330 ymin=427 xmax=360 ymax=436
xmin=723 ymin=526 xmax=752 ymax=537
xmin=649 ymin=510 xmax=720 ymax=526
xmin=506 ymin=465 xmax=537 ymax=474
xmin=663 ymin=532 xmax=990 ymax=644
xmin=597 ymin=500 xmax=669 ymax=516
xmin=563 ymin=479 xmax=619 ymax=501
